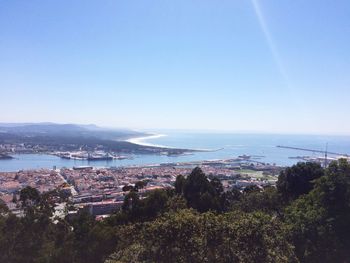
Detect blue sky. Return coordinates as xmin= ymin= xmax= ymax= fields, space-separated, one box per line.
xmin=1 ymin=0 xmax=349 ymax=134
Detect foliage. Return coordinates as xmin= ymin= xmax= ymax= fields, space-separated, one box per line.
xmin=176 ymin=167 xmax=224 ymax=212
xmin=285 ymin=159 xmax=350 ymax=262
xmin=2 ymin=162 xmax=350 ymax=263
xmin=234 ymin=186 xmax=283 ymax=214
xmin=106 ymin=209 xmax=296 ymax=263
xmin=277 ymin=162 xmax=324 ymax=201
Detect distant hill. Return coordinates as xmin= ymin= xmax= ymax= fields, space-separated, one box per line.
xmin=0 ymin=123 xmax=145 ymax=140
xmin=0 ymin=123 xmax=191 ymax=155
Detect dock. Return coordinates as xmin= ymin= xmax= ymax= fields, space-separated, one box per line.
xmin=276 ymin=145 xmax=349 ymax=157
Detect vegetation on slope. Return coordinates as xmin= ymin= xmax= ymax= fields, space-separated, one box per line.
xmin=1 ymin=160 xmax=350 ymax=262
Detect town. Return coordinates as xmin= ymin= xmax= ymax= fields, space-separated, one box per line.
xmin=0 ymin=158 xmax=281 ymax=219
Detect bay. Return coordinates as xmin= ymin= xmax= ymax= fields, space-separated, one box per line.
xmin=1 ymin=133 xmax=350 ymax=172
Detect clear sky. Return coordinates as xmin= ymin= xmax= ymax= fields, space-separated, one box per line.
xmin=1 ymin=0 xmax=349 ymax=134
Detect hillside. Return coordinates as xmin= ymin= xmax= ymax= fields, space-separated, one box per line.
xmin=1 ymin=160 xmax=350 ymax=262
xmin=0 ymin=123 xmax=190 ymax=155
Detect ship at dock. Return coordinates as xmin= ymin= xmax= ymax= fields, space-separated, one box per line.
xmin=55 ymin=151 xmax=127 ymax=161
xmin=87 ymin=153 xmax=113 ymax=161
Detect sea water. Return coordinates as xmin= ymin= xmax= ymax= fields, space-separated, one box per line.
xmin=0 ymin=133 xmax=349 ymax=172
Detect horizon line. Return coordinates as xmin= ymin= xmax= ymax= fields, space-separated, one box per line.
xmin=0 ymin=121 xmax=350 ymax=137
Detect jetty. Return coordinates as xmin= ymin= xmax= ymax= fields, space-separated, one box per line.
xmin=277 ymin=145 xmax=349 ymax=157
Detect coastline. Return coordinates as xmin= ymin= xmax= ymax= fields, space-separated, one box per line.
xmin=125 ymin=133 xmax=219 ymax=152
xmin=125 ymin=134 xmax=169 ymax=148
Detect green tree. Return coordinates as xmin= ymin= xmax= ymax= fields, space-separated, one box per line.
xmin=174 ymin=174 xmax=186 ymax=194
xmin=122 ymin=191 xmax=140 ymax=214
xmin=105 ymin=209 xmax=296 ymax=263
xmin=140 ymin=189 xmax=170 ymax=219
xmin=0 ymin=199 xmax=9 ymax=216
xmin=183 ymin=167 xmax=222 ymax=212
xmin=220 ymin=187 xmax=242 ymax=211
xmin=235 ymin=186 xmax=282 ymax=215
xmin=134 ymin=180 xmax=147 ymax=191
xmin=165 ymin=195 xmax=187 ymax=211
xmin=285 ymin=159 xmax=350 ymax=262
xmin=277 ymin=162 xmax=324 ymax=201
xmin=122 ymin=184 xmax=135 ymax=192
xmin=19 ymin=186 xmax=41 ymax=208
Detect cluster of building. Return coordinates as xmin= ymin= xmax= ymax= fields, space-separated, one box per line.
xmin=0 ymin=160 xmax=280 ymax=219
xmin=0 ymin=169 xmax=66 ymax=215
xmin=0 ymin=169 xmax=66 ymax=194
xmin=0 ymin=143 xmax=34 ymax=154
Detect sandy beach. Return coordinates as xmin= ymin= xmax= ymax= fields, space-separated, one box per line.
xmin=125 ymin=134 xmax=168 ymax=148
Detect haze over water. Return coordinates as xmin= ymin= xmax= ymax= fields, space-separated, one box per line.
xmin=1 ymin=132 xmax=349 ymax=172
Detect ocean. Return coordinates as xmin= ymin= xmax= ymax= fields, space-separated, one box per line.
xmin=0 ymin=132 xmax=349 ymax=172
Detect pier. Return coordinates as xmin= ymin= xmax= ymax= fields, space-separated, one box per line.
xmin=276 ymin=145 xmax=349 ymax=157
